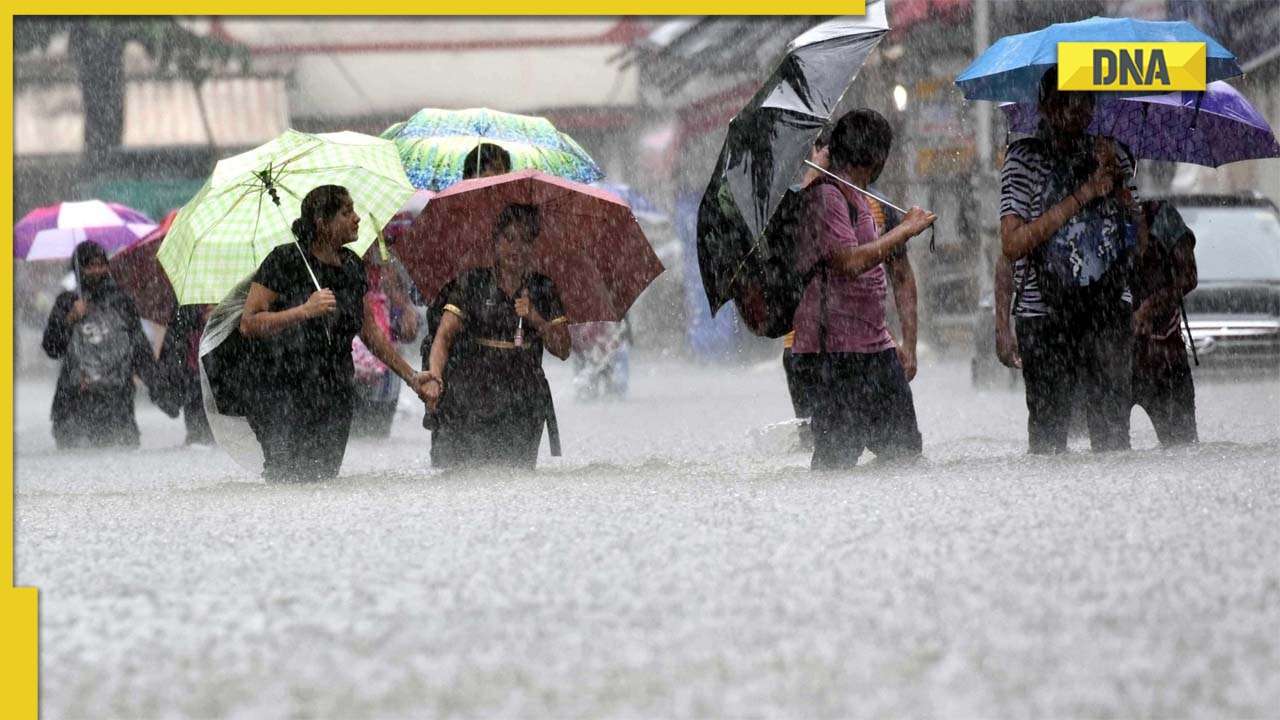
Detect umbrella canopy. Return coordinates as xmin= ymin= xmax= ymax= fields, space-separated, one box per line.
xmin=15 ymin=200 xmax=156 ymax=261
xmin=999 ymin=81 xmax=1280 ymax=168
xmin=695 ymin=7 xmax=890 ymax=323
xmin=381 ymin=107 xmax=604 ymax=191
xmin=158 ymin=129 xmax=416 ymax=305
xmin=956 ymin=16 xmax=1242 ymax=103
xmin=111 ymin=210 xmax=180 ymax=324
xmin=396 ymin=169 xmax=664 ymax=323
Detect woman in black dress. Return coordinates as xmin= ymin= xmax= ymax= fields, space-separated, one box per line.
xmin=239 ymin=185 xmax=429 ymax=482
xmin=423 ymin=203 xmax=572 ymax=468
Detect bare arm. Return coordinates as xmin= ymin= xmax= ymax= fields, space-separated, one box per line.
xmin=535 ymin=319 xmax=571 ymax=361
xmin=239 ymin=282 xmax=334 ymax=338
xmin=994 ymin=254 xmax=1021 ymax=368
xmin=359 ymin=298 xmax=417 ymax=383
xmin=828 ymin=206 xmax=936 ymax=280
xmin=423 ymin=311 xmax=461 ymax=410
xmin=887 ymin=250 xmax=918 ymax=380
xmin=1002 ymin=157 xmax=1116 ymax=261
xmin=427 ymin=311 xmax=461 ymax=384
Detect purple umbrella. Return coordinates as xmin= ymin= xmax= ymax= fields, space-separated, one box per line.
xmin=14 ymin=200 xmax=156 ymax=261
xmin=1000 ymin=81 xmax=1280 ymax=168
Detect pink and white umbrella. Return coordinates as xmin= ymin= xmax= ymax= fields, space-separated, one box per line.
xmin=14 ymin=200 xmax=157 ymax=262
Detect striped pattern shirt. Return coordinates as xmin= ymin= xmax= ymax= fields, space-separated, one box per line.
xmin=999 ymin=137 xmax=1136 ymax=317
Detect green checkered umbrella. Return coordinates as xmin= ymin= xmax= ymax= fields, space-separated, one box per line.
xmin=158 ymin=130 xmax=416 ymax=304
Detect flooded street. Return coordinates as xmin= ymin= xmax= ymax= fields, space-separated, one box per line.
xmin=15 ymin=355 xmax=1280 ymax=717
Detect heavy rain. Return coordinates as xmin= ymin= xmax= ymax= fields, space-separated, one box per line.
xmin=11 ymin=3 xmax=1280 ymax=717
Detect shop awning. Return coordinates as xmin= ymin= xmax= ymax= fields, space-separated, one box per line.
xmin=15 ymin=76 xmax=289 ymax=156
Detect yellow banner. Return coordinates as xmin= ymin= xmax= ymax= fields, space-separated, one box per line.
xmin=5 ymin=0 xmax=865 ymax=13
xmin=1058 ymin=42 xmax=1206 ymax=92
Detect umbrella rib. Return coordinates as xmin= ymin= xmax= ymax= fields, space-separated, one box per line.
xmin=180 ymin=189 xmax=259 ymax=289
xmin=271 ymin=140 xmax=324 ymax=176
xmin=283 ymin=163 xmax=409 ymax=185
xmin=249 ymin=184 xmax=270 ymax=262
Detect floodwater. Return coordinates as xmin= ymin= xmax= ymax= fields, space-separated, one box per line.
xmin=15 ymin=355 xmax=1280 ymax=717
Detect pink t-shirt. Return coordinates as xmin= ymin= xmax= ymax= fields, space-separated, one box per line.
xmin=791 ymin=182 xmax=895 ymax=355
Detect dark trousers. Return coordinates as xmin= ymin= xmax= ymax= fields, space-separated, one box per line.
xmin=248 ymin=384 xmax=354 ymax=483
xmin=795 ymin=349 xmax=922 ymax=470
xmin=431 ymin=410 xmax=544 ymax=470
xmin=1015 ymin=304 xmax=1133 ymax=454
xmin=1132 ymin=335 xmax=1197 ymax=446
xmin=182 ymin=391 xmax=213 ymax=445
xmin=782 ymin=347 xmax=816 ymax=420
xmin=52 ymin=385 xmax=140 ymax=450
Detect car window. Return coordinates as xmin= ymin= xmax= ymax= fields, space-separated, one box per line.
xmin=1176 ymin=205 xmax=1280 ymax=282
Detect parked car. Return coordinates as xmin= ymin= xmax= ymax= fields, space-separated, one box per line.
xmin=1169 ymin=193 xmax=1280 ymax=370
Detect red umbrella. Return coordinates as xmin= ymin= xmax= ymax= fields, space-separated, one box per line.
xmin=110 ymin=209 xmax=179 ymax=324
xmin=396 ymin=170 xmax=664 ymax=323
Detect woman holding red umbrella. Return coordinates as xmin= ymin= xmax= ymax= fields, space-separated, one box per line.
xmin=422 ymin=203 xmax=571 ymax=469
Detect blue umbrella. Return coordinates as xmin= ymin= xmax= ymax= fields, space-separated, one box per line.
xmin=956 ymin=16 xmax=1242 ymax=103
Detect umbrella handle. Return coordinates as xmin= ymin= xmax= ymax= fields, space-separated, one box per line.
xmin=803 ymin=161 xmax=910 ymax=214
xmin=267 ymin=198 xmax=323 ymax=293
xmin=803 ymin=160 xmax=937 ymax=253
xmin=292 ymin=241 xmax=323 ymax=293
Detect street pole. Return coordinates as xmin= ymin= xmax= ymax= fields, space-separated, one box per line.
xmin=971 ymin=0 xmax=999 ymax=339
xmin=974 ymin=0 xmax=991 ymax=173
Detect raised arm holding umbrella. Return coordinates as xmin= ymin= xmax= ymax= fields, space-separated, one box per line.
xmin=158 ymin=129 xmax=429 ymax=481
xmin=421 ymin=204 xmax=572 ymax=469
xmin=694 ymin=5 xmax=935 ymax=338
xmin=955 ymin=14 xmax=1250 ymax=455
xmin=238 ymin=185 xmax=431 ymax=482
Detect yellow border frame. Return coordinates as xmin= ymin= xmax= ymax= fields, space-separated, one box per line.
xmin=9 ymin=2 xmax=865 ymax=14
xmin=3 ymin=6 xmax=40 ymax=719
xmin=2 ymin=4 xmax=865 ymax=718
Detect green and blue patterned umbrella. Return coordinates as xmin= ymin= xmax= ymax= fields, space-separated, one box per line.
xmin=380 ymin=107 xmax=604 ymax=191
xmin=158 ymin=130 xmax=415 ymax=305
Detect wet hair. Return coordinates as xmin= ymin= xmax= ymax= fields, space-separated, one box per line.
xmin=814 ymin=124 xmax=834 ymax=150
xmin=1039 ymin=67 xmax=1094 ymax=112
xmin=291 ymin=185 xmax=349 ymax=248
xmin=828 ymin=109 xmax=893 ymax=177
xmin=69 ymin=240 xmax=108 ymax=271
xmin=1039 ymin=66 xmax=1059 ymax=105
xmin=493 ymin=203 xmax=540 ymax=243
xmin=462 ymin=143 xmax=512 ymax=179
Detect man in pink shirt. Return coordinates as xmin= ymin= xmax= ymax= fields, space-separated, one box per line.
xmin=791 ymin=109 xmax=936 ymax=469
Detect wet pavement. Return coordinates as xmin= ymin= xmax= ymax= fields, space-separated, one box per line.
xmin=15 ymin=356 xmax=1280 ymax=717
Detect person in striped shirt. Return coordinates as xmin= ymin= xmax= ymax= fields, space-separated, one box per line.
xmin=996 ymin=68 xmax=1139 ymax=454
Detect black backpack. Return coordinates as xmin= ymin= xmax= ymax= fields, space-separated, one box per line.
xmin=724 ymin=177 xmax=858 ymax=338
